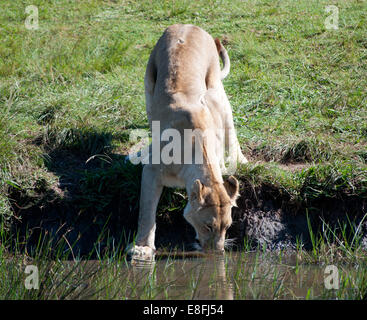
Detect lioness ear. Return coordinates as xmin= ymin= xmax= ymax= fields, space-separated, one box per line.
xmin=189 ymin=179 xmax=205 ymax=206
xmin=224 ymin=176 xmax=239 ymax=203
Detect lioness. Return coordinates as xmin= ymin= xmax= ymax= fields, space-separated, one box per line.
xmin=127 ymin=24 xmax=247 ymax=259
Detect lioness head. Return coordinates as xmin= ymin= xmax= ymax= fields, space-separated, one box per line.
xmin=183 ymin=176 xmax=239 ymax=252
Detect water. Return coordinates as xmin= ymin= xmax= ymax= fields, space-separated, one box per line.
xmin=68 ymin=252 xmax=352 ymax=299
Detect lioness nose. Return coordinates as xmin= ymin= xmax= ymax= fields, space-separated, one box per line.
xmin=203 ymin=246 xmax=225 ymax=254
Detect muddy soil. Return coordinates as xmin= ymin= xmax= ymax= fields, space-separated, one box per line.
xmin=232 ymin=180 xmax=367 ymax=250
xmin=6 ymin=152 xmax=367 ymax=257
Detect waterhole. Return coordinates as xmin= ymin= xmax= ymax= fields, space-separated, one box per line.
xmin=55 ymin=252 xmax=360 ymax=299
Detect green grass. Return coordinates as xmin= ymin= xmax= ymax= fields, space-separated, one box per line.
xmin=0 ymin=0 xmax=367 ymax=299
xmin=1 ymin=0 xmax=366 ymax=221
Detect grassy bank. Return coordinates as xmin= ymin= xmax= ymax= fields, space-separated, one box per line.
xmin=1 ymin=0 xmax=367 ymax=254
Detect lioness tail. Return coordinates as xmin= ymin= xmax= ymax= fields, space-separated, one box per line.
xmin=214 ymin=38 xmax=230 ymax=80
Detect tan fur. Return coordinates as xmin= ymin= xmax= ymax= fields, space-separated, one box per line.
xmin=126 ymin=24 xmax=247 ymax=260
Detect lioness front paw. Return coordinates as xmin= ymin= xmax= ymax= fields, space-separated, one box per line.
xmin=125 ymin=245 xmax=155 ymax=261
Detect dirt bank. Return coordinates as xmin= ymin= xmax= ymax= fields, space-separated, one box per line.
xmin=5 ymin=154 xmax=367 ymax=257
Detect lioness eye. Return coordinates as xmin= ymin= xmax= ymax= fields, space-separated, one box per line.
xmin=205 ymin=225 xmax=213 ymax=232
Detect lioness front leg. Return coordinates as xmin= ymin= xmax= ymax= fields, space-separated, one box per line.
xmin=126 ymin=164 xmax=163 ymax=260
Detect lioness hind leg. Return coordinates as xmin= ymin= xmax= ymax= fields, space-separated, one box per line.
xmin=126 ymin=164 xmax=163 ymax=260
xmin=204 ymin=88 xmax=248 ymax=166
xmin=237 ymin=144 xmax=248 ymax=164
xmin=221 ymin=95 xmax=248 ymax=165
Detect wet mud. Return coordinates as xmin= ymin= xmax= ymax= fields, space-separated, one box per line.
xmin=5 ymin=153 xmax=367 ymax=257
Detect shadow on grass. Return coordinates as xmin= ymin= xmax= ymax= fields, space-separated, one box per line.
xmin=5 ymin=128 xmax=367 ymax=259
xmin=7 ymin=128 xmax=195 ymax=259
